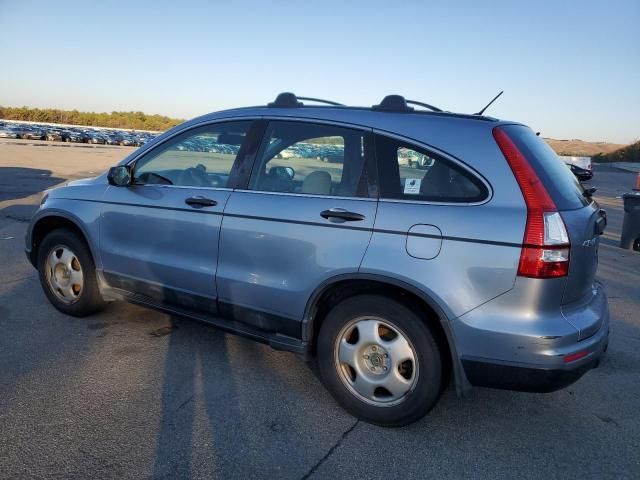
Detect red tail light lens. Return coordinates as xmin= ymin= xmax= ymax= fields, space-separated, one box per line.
xmin=563 ymin=350 xmax=589 ymax=363
xmin=493 ymin=127 xmax=570 ymax=278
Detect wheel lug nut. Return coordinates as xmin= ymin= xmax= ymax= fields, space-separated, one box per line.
xmin=383 ymin=353 xmax=388 ymax=358
xmin=363 ymin=354 xmax=369 ymax=359
xmin=371 ymin=346 xmax=377 ymax=352
xmin=383 ymin=366 xmax=388 ymax=371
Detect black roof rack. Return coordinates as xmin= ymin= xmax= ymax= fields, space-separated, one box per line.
xmin=260 ymin=92 xmax=497 ymax=122
xmin=268 ymin=92 xmax=302 ymax=108
xmin=297 ymin=96 xmax=344 ymax=106
xmin=406 ymin=99 xmax=443 ymax=112
xmin=372 ymin=95 xmax=443 ymax=113
xmin=372 ymin=95 xmax=414 ymax=112
xmin=267 ymin=92 xmax=344 ymax=108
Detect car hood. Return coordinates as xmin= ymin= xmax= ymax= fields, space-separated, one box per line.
xmin=67 ymin=175 xmax=106 ymax=187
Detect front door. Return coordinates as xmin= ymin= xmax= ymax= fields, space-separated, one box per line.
xmin=99 ymin=120 xmax=255 ymax=312
xmin=217 ymin=120 xmax=378 ymax=337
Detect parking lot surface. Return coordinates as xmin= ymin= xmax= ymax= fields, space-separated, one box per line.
xmin=1 ymin=142 xmax=639 ymax=479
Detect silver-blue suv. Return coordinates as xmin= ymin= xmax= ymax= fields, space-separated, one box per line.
xmin=26 ymin=93 xmax=610 ymax=426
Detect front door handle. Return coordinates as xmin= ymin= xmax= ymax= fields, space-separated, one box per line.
xmin=185 ymin=196 xmax=217 ymax=208
xmin=320 ymin=208 xmax=365 ymax=222
xmin=595 ymin=209 xmax=607 ymax=235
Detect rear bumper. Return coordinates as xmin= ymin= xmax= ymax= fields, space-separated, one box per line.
xmin=453 ymin=279 xmax=609 ymax=392
xmin=462 ymin=321 xmax=608 ymax=392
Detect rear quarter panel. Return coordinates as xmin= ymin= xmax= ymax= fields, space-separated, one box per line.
xmin=361 ymin=119 xmax=528 ymax=319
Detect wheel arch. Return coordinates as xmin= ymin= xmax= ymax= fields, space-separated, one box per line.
xmin=302 ymin=273 xmax=471 ymax=394
xmin=28 ymin=212 xmax=96 ymax=268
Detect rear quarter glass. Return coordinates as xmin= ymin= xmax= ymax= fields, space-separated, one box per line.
xmin=501 ymin=125 xmax=588 ymax=211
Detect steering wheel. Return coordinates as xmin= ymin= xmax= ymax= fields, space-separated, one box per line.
xmin=209 ymin=174 xmax=225 ymax=188
xmin=178 ymin=165 xmax=210 ymax=187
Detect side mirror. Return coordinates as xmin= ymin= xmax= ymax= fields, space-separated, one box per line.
xmin=284 ymin=166 xmax=295 ymax=180
xmin=107 ymin=165 xmax=133 ymax=186
xmin=269 ymin=165 xmax=295 ymax=180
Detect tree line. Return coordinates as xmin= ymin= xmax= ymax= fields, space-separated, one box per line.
xmin=0 ymin=106 xmax=183 ymax=131
xmin=593 ymin=141 xmax=640 ymax=163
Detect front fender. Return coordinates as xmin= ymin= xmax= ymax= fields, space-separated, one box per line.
xmin=26 ymin=200 xmax=103 ymax=270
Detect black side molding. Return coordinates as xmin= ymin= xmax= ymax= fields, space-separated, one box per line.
xmin=461 ymin=357 xmax=599 ymax=393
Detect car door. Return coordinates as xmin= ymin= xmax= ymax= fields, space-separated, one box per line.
xmin=216 ymin=120 xmax=378 ymax=337
xmin=99 ymin=120 xmax=256 ymax=313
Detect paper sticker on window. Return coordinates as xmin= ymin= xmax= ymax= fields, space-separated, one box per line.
xmin=404 ymin=178 xmax=421 ymax=195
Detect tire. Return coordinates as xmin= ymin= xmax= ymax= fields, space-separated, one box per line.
xmin=317 ymin=294 xmax=443 ymax=427
xmin=37 ymin=228 xmax=105 ymax=317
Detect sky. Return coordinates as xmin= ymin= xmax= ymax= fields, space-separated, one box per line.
xmin=1 ymin=0 xmax=638 ymax=144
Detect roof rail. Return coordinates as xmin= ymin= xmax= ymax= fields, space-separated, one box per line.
xmin=406 ymin=99 xmax=443 ymax=112
xmin=267 ymin=92 xmax=344 ymax=108
xmin=297 ymin=96 xmax=344 ymax=106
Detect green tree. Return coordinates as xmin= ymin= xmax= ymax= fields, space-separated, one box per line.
xmin=0 ymin=105 xmax=183 ymax=131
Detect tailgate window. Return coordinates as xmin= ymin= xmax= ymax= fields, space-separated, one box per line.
xmin=501 ymin=125 xmax=588 ymax=210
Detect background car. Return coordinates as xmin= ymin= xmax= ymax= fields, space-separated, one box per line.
xmin=566 ymin=162 xmax=593 ymax=181
xmin=87 ymin=132 xmax=107 ymax=144
xmin=0 ymin=121 xmax=159 ymax=148
xmin=105 ymin=134 xmax=123 ymax=145
xmin=0 ymin=127 xmax=19 ymax=138
xmin=62 ymin=131 xmax=89 ymax=143
xmin=23 ymin=128 xmax=45 ymax=140
xmin=46 ymin=130 xmax=64 ymax=141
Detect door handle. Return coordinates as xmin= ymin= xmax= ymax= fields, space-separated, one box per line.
xmin=595 ymin=209 xmax=607 ymax=235
xmin=320 ymin=208 xmax=365 ymax=222
xmin=185 ymin=196 xmax=217 ymax=208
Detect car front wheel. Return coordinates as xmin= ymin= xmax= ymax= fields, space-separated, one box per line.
xmin=317 ymin=294 xmax=443 ymax=427
xmin=37 ymin=229 xmax=105 ymax=317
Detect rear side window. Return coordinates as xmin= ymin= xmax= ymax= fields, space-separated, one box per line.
xmin=500 ymin=125 xmax=588 ymax=210
xmin=375 ymin=134 xmax=488 ymax=202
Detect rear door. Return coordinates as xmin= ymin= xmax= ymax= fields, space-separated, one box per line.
xmin=216 ymin=120 xmax=377 ymax=337
xmin=99 ymin=120 xmax=256 ymax=312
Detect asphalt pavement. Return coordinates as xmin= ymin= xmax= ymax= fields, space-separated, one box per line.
xmin=0 ymin=145 xmax=639 ymax=479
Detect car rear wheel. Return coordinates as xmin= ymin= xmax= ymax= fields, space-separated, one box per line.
xmin=317 ymin=294 xmax=443 ymax=427
xmin=37 ymin=229 xmax=105 ymax=317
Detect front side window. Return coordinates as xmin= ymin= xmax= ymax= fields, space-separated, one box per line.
xmin=134 ymin=121 xmax=252 ymax=188
xmin=249 ymin=121 xmax=370 ymax=198
xmin=375 ymin=135 xmax=487 ymax=202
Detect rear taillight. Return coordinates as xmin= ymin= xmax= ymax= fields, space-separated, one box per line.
xmin=493 ymin=127 xmax=570 ymax=278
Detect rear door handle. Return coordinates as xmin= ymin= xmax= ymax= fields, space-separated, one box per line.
xmin=185 ymin=196 xmax=217 ymax=208
xmin=320 ymin=208 xmax=365 ymax=222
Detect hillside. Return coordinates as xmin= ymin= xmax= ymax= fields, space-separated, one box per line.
xmin=544 ymin=138 xmax=626 ymax=157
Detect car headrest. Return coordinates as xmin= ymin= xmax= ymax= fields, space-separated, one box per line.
xmin=217 ymin=133 xmax=245 ymax=146
xmin=420 ymin=161 xmax=450 ymax=196
xmin=302 ymin=171 xmax=332 ymax=195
